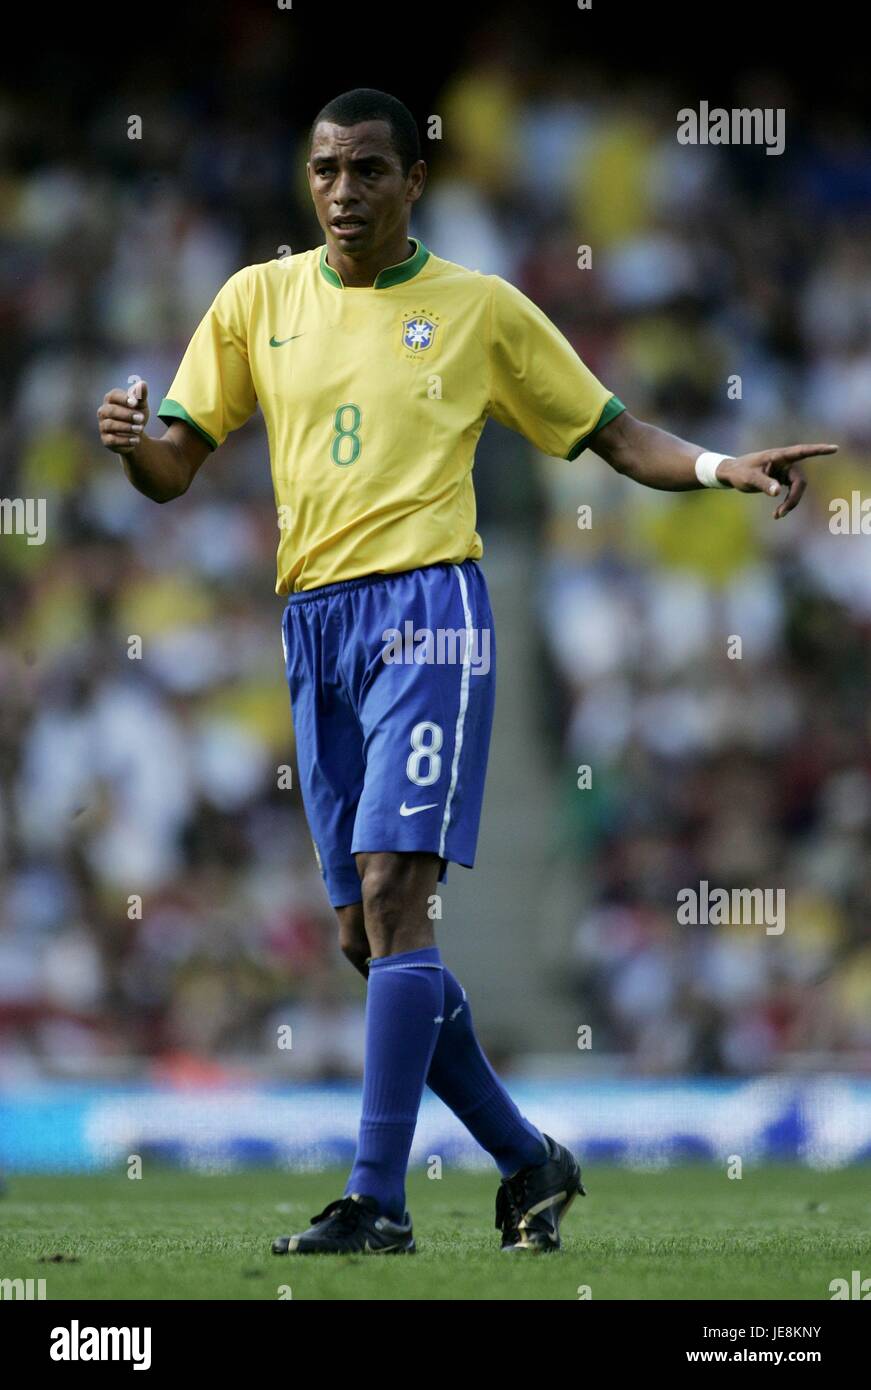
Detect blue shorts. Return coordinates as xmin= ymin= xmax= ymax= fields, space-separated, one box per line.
xmin=281 ymin=559 xmax=496 ymax=907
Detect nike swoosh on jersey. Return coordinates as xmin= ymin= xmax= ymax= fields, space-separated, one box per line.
xmin=269 ymin=334 xmax=305 ymax=347
xmin=399 ymin=801 xmax=439 ymax=816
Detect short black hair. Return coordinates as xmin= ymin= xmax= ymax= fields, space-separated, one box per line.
xmin=310 ymin=89 xmax=421 ymax=176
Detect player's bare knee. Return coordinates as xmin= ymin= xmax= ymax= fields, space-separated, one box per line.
xmin=359 ymin=855 xmax=438 ymax=956
xmin=336 ymin=904 xmax=370 ymax=977
xmin=338 ymin=922 xmax=370 ymax=976
xmin=340 ymin=941 xmax=370 ymax=976
xmin=360 ymin=861 xmax=406 ymax=933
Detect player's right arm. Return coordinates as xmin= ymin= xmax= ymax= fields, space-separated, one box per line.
xmin=99 ymin=266 xmax=257 ymax=501
xmin=97 ymin=379 xmax=211 ymax=502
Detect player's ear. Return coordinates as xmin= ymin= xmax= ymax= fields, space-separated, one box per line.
xmin=407 ymin=159 xmax=427 ymax=202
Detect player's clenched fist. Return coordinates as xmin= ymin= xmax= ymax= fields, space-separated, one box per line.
xmin=97 ymin=379 xmax=149 ymax=455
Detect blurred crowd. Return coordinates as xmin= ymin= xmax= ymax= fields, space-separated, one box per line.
xmin=1 ymin=35 xmax=870 ymax=1079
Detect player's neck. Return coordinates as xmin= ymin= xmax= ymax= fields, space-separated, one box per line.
xmin=325 ymin=234 xmax=415 ymax=288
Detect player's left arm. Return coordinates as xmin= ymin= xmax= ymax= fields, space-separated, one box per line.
xmin=590 ymin=409 xmax=838 ymax=518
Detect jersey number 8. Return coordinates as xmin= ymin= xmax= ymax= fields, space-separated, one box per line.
xmin=406 ymin=721 xmax=443 ymax=786
xmin=331 ymin=402 xmax=362 ymax=466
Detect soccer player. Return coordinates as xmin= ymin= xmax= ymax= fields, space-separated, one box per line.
xmin=98 ymin=89 xmax=836 ymax=1255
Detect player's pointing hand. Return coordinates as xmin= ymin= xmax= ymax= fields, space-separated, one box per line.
xmin=716 ymin=442 xmax=838 ymax=519
xmin=97 ymin=379 xmax=149 ymax=456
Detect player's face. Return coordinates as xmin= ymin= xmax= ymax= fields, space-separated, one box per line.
xmin=307 ymin=120 xmax=424 ymax=257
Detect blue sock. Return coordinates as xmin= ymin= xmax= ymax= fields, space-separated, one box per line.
xmin=426 ymin=968 xmax=548 ymax=1178
xmin=345 ymin=946 xmax=444 ymax=1221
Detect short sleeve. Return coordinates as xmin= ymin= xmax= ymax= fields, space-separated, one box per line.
xmin=487 ymin=275 xmax=624 ymax=460
xmin=158 ymin=268 xmax=258 ymax=450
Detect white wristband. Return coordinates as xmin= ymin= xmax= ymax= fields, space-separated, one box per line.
xmin=694 ymin=452 xmax=731 ymax=489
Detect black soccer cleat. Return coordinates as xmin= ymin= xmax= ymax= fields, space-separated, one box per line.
xmin=495 ymin=1134 xmax=586 ymax=1252
xmin=271 ymin=1193 xmax=416 ymax=1255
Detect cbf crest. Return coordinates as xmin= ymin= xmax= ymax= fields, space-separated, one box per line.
xmin=401 ymin=314 xmax=438 ymax=353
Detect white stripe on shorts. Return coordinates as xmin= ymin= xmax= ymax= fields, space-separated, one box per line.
xmin=439 ymin=564 xmax=473 ymax=858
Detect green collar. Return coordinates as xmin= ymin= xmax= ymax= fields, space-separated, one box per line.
xmin=319 ymin=236 xmax=430 ymax=290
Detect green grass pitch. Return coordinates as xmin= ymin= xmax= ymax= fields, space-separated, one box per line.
xmin=1 ymin=1165 xmax=869 ymax=1300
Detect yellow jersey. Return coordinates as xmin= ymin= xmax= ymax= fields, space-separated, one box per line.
xmin=158 ymin=238 xmax=623 ymax=593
